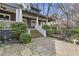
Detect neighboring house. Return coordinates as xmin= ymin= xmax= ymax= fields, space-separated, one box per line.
xmin=0 ymin=3 xmax=53 ymax=37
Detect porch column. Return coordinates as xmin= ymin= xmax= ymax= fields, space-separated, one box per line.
xmin=19 ymin=9 xmax=22 ymax=22
xmin=41 ymin=22 xmax=43 ymax=27
xmin=16 ymin=9 xmax=19 ymax=22
xmin=46 ymin=20 xmax=48 ymax=24
xmin=36 ymin=17 xmax=39 ymax=25
xmin=16 ymin=9 xmax=22 ymax=22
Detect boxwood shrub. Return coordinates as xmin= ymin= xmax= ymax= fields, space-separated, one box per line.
xmin=0 ymin=23 xmax=4 ymax=42
xmin=20 ymin=33 xmax=31 ymax=44
xmin=63 ymin=28 xmax=79 ymax=41
xmin=11 ymin=22 xmax=27 ymax=38
xmin=42 ymin=24 xmax=55 ymax=37
xmin=42 ymin=24 xmax=51 ymax=30
xmin=47 ymin=29 xmax=54 ymax=37
xmin=11 ymin=22 xmax=27 ymax=33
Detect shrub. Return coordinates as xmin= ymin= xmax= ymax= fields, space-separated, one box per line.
xmin=11 ymin=22 xmax=27 ymax=38
xmin=66 ymin=28 xmax=79 ymax=35
xmin=47 ymin=29 xmax=54 ymax=37
xmin=0 ymin=23 xmax=4 ymax=42
xmin=42 ymin=24 xmax=50 ymax=30
xmin=42 ymin=24 xmax=56 ymax=37
xmin=0 ymin=36 xmax=2 ymax=41
xmin=71 ymin=28 xmax=79 ymax=34
xmin=0 ymin=23 xmax=4 ymax=30
xmin=64 ymin=28 xmax=79 ymax=41
xmin=20 ymin=33 xmax=31 ymax=44
xmin=11 ymin=22 xmax=27 ymax=33
xmin=0 ymin=35 xmax=4 ymax=42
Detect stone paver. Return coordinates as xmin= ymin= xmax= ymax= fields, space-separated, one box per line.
xmin=39 ymin=50 xmax=53 ymax=56
xmin=0 ymin=37 xmax=79 ymax=56
xmin=0 ymin=37 xmax=56 ymax=56
xmin=25 ymin=37 xmax=56 ymax=56
xmin=1 ymin=44 xmax=24 ymax=56
xmin=21 ymin=47 xmax=32 ymax=56
xmin=35 ymin=46 xmax=48 ymax=52
xmin=31 ymin=51 xmax=40 ymax=56
xmin=0 ymin=47 xmax=4 ymax=55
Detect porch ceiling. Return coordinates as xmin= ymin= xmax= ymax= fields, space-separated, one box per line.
xmin=23 ymin=14 xmax=46 ymax=21
xmin=23 ymin=10 xmax=53 ymax=22
xmin=0 ymin=9 xmax=53 ymax=22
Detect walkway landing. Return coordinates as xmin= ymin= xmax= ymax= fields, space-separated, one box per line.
xmin=0 ymin=37 xmax=56 ymax=56
xmin=0 ymin=37 xmax=79 ymax=56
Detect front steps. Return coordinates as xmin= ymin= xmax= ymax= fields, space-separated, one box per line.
xmin=30 ymin=29 xmax=43 ymax=38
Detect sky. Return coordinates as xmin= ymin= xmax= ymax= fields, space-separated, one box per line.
xmin=32 ymin=3 xmax=65 ymax=17
xmin=31 ymin=3 xmax=60 ymax=16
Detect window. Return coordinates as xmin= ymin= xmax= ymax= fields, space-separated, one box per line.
xmin=0 ymin=13 xmax=10 ymax=21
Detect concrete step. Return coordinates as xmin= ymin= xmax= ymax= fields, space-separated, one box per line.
xmin=31 ymin=29 xmax=43 ymax=38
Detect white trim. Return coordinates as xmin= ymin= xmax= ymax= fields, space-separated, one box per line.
xmin=35 ymin=25 xmax=46 ymax=37
xmin=19 ymin=9 xmax=22 ymax=22
xmin=16 ymin=9 xmax=22 ymax=22
xmin=41 ymin=22 xmax=43 ymax=27
xmin=36 ymin=17 xmax=39 ymax=25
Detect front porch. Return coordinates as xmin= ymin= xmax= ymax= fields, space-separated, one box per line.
xmin=0 ymin=8 xmax=49 ymax=37
xmin=23 ymin=17 xmax=46 ymax=28
xmin=0 ymin=9 xmax=48 ymax=28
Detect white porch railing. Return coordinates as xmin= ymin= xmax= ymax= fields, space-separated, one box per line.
xmin=35 ymin=25 xmax=46 ymax=37
xmin=27 ymin=28 xmax=31 ymax=34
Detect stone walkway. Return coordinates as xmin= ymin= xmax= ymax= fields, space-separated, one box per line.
xmin=1 ymin=37 xmax=79 ymax=56
xmin=0 ymin=37 xmax=56 ymax=56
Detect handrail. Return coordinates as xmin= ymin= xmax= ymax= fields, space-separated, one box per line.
xmin=27 ymin=28 xmax=31 ymax=34
xmin=35 ymin=25 xmax=46 ymax=37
